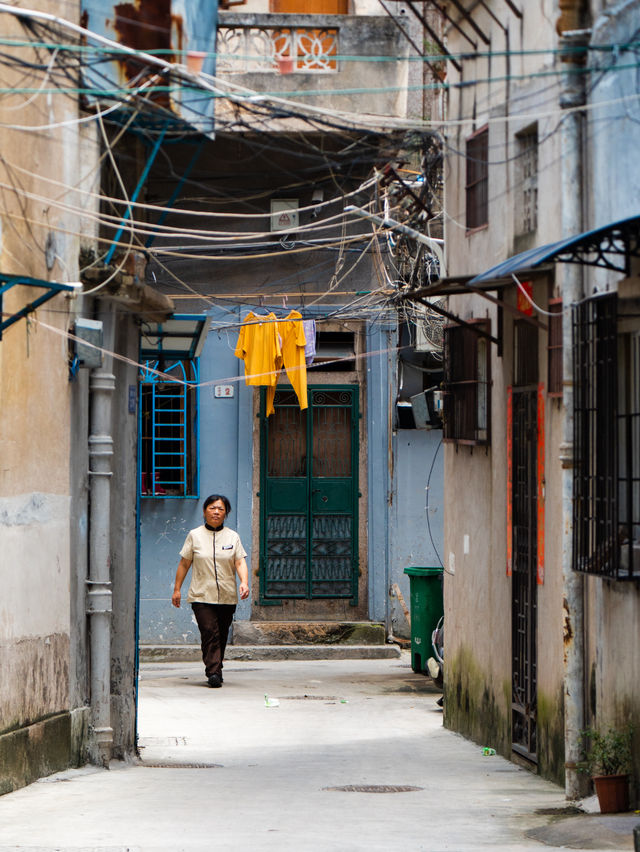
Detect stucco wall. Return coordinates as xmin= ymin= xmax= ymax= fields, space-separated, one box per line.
xmin=0 ymin=0 xmax=100 ymax=791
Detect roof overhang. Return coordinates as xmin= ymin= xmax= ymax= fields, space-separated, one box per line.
xmin=469 ymin=214 xmax=640 ymax=285
xmin=140 ymin=314 xmax=209 ymax=359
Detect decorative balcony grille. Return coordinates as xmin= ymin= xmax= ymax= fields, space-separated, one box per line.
xmin=216 ymin=25 xmax=338 ymax=73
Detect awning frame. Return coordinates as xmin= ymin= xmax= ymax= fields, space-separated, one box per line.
xmin=139 ymin=313 xmax=209 ymax=360
xmin=0 ymin=275 xmax=81 ymax=340
xmin=469 ymin=214 xmax=640 ymax=285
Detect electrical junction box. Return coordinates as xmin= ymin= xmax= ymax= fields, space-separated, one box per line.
xmin=73 ymin=318 xmax=103 ymax=368
xmin=410 ymin=388 xmax=442 ymax=430
xmin=271 ymin=199 xmax=299 ymax=232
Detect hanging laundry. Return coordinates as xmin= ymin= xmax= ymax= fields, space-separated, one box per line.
xmin=303 ymin=318 xmax=316 ymax=366
xmin=267 ymin=310 xmax=308 ymax=415
xmin=234 ymin=312 xmax=282 ymax=415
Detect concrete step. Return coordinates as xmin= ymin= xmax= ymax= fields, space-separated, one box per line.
xmin=139 ymin=643 xmax=401 ymax=663
xmin=230 ymin=620 xmax=387 ymax=646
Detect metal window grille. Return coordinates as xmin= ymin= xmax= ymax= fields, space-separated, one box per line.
xmin=516 ymin=128 xmax=538 ymax=235
xmin=466 ymin=128 xmax=488 ymax=231
xmin=547 ymin=300 xmax=563 ymax=397
xmin=139 ymin=359 xmax=199 ymax=498
xmin=443 ymin=322 xmax=491 ymax=444
xmin=617 ymin=330 xmax=640 ymax=579
xmin=572 ymin=294 xmax=628 ymax=577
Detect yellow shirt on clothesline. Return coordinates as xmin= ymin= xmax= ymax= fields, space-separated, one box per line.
xmin=267 ymin=309 xmax=308 ymax=415
xmin=234 ymin=311 xmax=281 ymax=386
xmin=234 ymin=310 xmax=307 ymax=416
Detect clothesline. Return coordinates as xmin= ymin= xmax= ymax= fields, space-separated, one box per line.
xmin=234 ymin=310 xmax=314 ymax=415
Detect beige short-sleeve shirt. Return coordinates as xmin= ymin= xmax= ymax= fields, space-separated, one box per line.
xmin=180 ymin=525 xmax=247 ymax=605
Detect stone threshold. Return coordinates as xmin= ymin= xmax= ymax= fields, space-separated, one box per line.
xmin=139 ymin=644 xmax=401 ymax=663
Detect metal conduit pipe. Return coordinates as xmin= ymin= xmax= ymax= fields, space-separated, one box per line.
xmin=87 ymin=310 xmax=115 ymax=767
xmin=558 ymin=29 xmax=590 ymax=801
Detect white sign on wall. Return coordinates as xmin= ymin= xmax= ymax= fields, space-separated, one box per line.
xmin=271 ymin=199 xmax=299 ymax=231
xmin=214 ymin=385 xmax=234 ymax=398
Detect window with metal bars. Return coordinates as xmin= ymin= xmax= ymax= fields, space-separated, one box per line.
xmin=573 ymin=293 xmax=640 ymax=579
xmin=443 ymin=321 xmax=491 ymax=445
xmin=515 ymin=126 xmax=538 ymax=236
xmin=547 ymin=300 xmax=563 ymax=397
xmin=466 ymin=127 xmax=488 ymax=231
xmin=139 ymin=359 xmax=199 ymax=498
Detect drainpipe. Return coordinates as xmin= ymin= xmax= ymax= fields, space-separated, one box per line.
xmin=558 ymin=27 xmax=590 ymax=801
xmin=87 ymin=306 xmax=115 ymax=767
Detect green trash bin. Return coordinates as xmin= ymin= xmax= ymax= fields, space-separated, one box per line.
xmin=403 ymin=567 xmax=443 ymax=674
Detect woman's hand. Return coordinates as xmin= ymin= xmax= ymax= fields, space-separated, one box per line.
xmin=239 ymin=582 xmax=249 ymax=600
xmin=171 ymin=589 xmax=181 ymax=608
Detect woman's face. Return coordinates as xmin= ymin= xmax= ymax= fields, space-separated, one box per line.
xmin=204 ymin=499 xmax=227 ymax=527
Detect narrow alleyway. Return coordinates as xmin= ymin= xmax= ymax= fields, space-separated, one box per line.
xmin=0 ymin=655 xmax=635 ymax=851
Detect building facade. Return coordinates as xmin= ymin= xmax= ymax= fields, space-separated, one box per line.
xmin=406 ymin=0 xmax=640 ymax=797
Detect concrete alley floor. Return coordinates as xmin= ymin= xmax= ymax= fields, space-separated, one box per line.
xmin=0 ymin=654 xmax=637 ymax=851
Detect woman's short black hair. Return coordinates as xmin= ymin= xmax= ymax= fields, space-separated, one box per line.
xmin=202 ymin=494 xmax=231 ymax=514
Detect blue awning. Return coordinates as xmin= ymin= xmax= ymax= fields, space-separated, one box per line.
xmin=469 ymin=214 xmax=640 ymax=284
xmin=140 ymin=314 xmax=209 ymax=359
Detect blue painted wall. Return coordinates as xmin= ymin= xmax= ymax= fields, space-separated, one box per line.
xmin=138 ymin=306 xmax=443 ymax=642
xmin=389 ymin=430 xmax=444 ymax=639
xmin=138 ymin=305 xmax=253 ymax=643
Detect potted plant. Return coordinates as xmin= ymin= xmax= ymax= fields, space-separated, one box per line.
xmin=581 ymin=724 xmax=634 ymax=813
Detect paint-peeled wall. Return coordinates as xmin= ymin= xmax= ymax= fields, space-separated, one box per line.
xmin=0 ymin=0 xmax=93 ymax=792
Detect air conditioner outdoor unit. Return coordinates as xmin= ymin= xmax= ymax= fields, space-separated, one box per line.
xmin=413 ymin=304 xmax=441 ymax=353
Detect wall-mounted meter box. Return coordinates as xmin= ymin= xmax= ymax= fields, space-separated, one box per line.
xmin=74 ymin=318 xmax=103 ymax=368
xmin=271 ymin=199 xmax=299 ymax=232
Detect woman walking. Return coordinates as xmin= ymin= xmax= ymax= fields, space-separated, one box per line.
xmin=172 ymin=494 xmax=249 ymax=687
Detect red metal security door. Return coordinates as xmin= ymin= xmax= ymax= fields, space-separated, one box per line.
xmin=511 ymin=321 xmax=538 ymax=763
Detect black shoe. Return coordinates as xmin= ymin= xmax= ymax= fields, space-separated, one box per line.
xmin=207 ymin=674 xmax=222 ymax=688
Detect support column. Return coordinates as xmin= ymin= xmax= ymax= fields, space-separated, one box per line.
xmin=558 ymin=27 xmax=589 ymax=801
xmin=87 ymin=367 xmax=115 ymax=767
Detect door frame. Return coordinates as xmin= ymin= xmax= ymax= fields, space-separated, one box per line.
xmin=258 ymin=383 xmax=360 ymax=606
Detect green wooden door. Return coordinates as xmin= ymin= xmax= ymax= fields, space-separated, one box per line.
xmin=259 ymin=385 xmax=359 ymax=604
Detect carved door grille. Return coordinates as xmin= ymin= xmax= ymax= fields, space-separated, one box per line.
xmin=260 ymin=385 xmax=359 ymax=602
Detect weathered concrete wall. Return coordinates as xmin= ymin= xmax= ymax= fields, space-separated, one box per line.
xmin=0 ymin=0 xmax=94 ymax=793
xmin=109 ymin=309 xmax=141 ymax=759
xmin=217 ymin=13 xmax=409 ymax=119
xmin=582 ymin=0 xmax=640 ymax=793
xmin=442 ymin=1 xmax=568 ymax=782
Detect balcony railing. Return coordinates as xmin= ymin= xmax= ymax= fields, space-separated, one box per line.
xmin=217 ymin=23 xmax=338 ymax=74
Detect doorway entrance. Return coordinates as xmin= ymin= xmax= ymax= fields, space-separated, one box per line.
xmin=259 ymin=385 xmax=359 ymax=605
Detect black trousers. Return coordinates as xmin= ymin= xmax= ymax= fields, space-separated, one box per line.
xmin=191 ymin=602 xmax=236 ymax=678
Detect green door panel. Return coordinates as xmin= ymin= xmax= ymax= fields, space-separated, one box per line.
xmin=311 ymin=478 xmax=352 ymax=513
xmin=265 ymin=478 xmax=308 ymax=512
